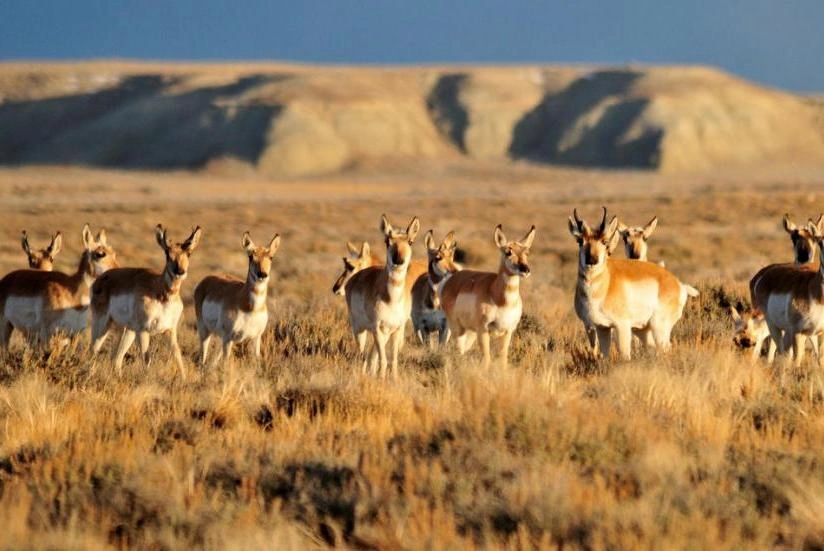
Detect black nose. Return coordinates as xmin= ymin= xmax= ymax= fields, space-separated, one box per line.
xmin=259 ymin=271 xmax=269 ymax=279
xmin=585 ymin=253 xmax=598 ymax=265
xmin=392 ymin=251 xmax=404 ymax=265
xmin=175 ymin=266 xmax=186 ymax=276
xmin=798 ymin=249 xmax=811 ymax=263
xmin=519 ymin=264 xmax=530 ymax=274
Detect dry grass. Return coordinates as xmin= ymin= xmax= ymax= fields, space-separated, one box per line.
xmin=2 ymin=164 xmax=824 ymax=548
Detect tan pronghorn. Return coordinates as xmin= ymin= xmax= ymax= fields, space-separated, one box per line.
xmin=344 ymin=215 xmax=420 ymax=377
xmin=440 ymin=224 xmax=535 ymax=369
xmin=0 ymin=224 xmax=116 ymax=353
xmin=617 ymin=216 xmax=658 ymax=263
xmin=740 ymin=213 xmax=823 ymax=361
xmin=568 ymin=208 xmax=698 ymax=360
xmin=90 ymin=225 xmax=202 ymax=375
xmin=194 ymin=232 xmax=280 ymax=367
xmin=332 ymin=241 xmax=382 ymax=296
xmin=748 ymin=216 xmax=824 ymax=366
xmin=21 ymin=230 xmax=63 ymax=270
xmin=729 ymin=306 xmax=772 ymax=360
xmin=411 ymin=230 xmax=460 ymax=347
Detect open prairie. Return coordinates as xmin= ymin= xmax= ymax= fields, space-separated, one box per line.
xmin=3 ymin=161 xmax=824 ymax=549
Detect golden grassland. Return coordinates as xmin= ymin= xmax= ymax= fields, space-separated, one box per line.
xmin=3 ymin=163 xmax=824 ymax=548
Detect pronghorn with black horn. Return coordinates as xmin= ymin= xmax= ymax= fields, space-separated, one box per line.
xmin=90 ymin=224 xmax=202 ymax=376
xmin=440 ymin=224 xmax=535 ymax=369
xmin=0 ymin=224 xmax=117 ymax=353
xmin=411 ymin=230 xmax=460 ymax=347
xmin=344 ymin=214 xmax=420 ymax=377
xmin=332 ymin=241 xmax=383 ymax=297
xmin=739 ymin=213 xmax=823 ymax=361
xmin=21 ymin=230 xmax=63 ymax=271
xmin=194 ymin=231 xmax=280 ymax=368
xmin=568 ymin=207 xmax=698 ymax=360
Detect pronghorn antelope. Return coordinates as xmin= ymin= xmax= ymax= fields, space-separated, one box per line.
xmin=568 ymin=207 xmax=698 ymax=360
xmin=729 ymin=306 xmax=772 ymax=360
xmin=90 ymin=224 xmax=202 ymax=375
xmin=440 ymin=224 xmax=535 ymax=369
xmin=411 ymin=230 xmax=460 ymax=347
xmin=21 ymin=230 xmax=62 ymax=270
xmin=617 ymin=217 xmax=658 ymax=263
xmin=0 ymin=224 xmax=116 ymax=353
xmin=344 ymin=214 xmax=420 ymax=377
xmin=748 ymin=216 xmax=824 ymax=366
xmin=738 ymin=213 xmax=823 ymax=361
xmin=194 ymin=231 xmax=280 ymax=367
xmin=332 ymin=241 xmax=382 ymax=296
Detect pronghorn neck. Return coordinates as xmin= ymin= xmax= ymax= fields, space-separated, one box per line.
xmin=385 ymin=261 xmax=409 ymax=301
xmin=162 ymin=265 xmax=184 ymax=298
xmin=73 ymin=251 xmax=95 ymax=290
xmin=577 ymin=259 xmax=610 ymax=295
xmin=493 ymin=260 xmax=521 ymax=305
xmin=243 ymin=267 xmax=269 ymax=312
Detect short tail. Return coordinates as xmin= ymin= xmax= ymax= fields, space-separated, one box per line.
xmin=684 ymin=284 xmax=700 ymax=298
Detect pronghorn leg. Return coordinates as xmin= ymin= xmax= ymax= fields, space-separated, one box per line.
xmin=90 ymin=314 xmax=112 ymax=357
xmin=439 ymin=321 xmax=451 ymax=347
xmin=650 ymin=322 xmax=672 ymax=354
xmin=355 ymin=330 xmax=369 ymax=374
xmin=793 ymin=333 xmax=807 ymax=367
xmin=637 ymin=327 xmax=655 ymax=349
xmin=113 ymin=329 xmax=136 ymax=376
xmin=765 ymin=336 xmax=777 ymax=363
xmin=414 ymin=324 xmax=425 ymax=346
xmin=585 ymin=324 xmax=598 ymax=353
xmin=199 ymin=335 xmax=212 ymax=368
xmin=595 ymin=326 xmax=612 ymax=358
xmin=615 ymin=323 xmax=633 ymax=360
xmin=390 ymin=328 xmax=403 ymax=378
xmin=479 ymin=330 xmax=491 ymax=370
xmin=500 ymin=330 xmax=513 ymax=369
xmin=197 ymin=320 xmax=211 ymax=368
xmin=169 ymin=328 xmax=185 ymax=377
xmin=138 ymin=331 xmax=151 ymax=368
xmin=0 ymin=320 xmax=13 ymax=357
xmin=252 ymin=334 xmax=263 ymax=365
xmin=221 ymin=338 xmax=234 ymax=368
xmin=766 ymin=323 xmax=785 ymax=364
xmin=374 ymin=329 xmax=390 ymax=378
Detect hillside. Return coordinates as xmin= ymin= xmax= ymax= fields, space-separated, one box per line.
xmin=0 ymin=61 xmax=822 ymax=176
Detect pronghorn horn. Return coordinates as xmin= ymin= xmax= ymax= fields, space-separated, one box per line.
xmin=572 ymin=208 xmax=583 ymax=229
xmin=21 ymin=230 xmax=31 ymax=255
xmin=598 ymin=206 xmax=608 ymax=233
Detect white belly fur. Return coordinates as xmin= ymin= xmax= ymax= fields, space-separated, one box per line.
xmin=110 ymin=294 xmax=183 ymax=333
xmin=202 ymin=299 xmax=268 ymax=342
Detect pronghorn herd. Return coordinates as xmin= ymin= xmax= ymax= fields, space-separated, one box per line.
xmin=3 ymin=208 xmax=824 ymax=376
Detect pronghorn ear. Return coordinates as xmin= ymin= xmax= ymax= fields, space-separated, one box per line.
xmin=642 ymin=216 xmax=658 ymax=239
xmin=424 ymin=230 xmax=436 ymax=251
xmin=808 ymin=219 xmax=822 ymax=238
xmin=96 ymin=229 xmax=108 ymax=246
xmin=155 ymin=224 xmax=169 ymax=252
xmin=406 ymin=217 xmax=420 ymax=243
xmin=242 ymin=232 xmax=255 ymax=252
xmin=519 ymin=226 xmax=536 ymax=249
xmin=607 ymin=230 xmax=621 ymax=253
xmin=346 ymin=241 xmax=360 ymax=258
xmin=605 ymin=216 xmax=619 ymax=239
xmin=568 ymin=217 xmax=582 ymax=239
xmin=729 ymin=306 xmax=742 ymax=323
xmin=267 ymin=234 xmax=281 ymax=256
xmin=494 ymin=225 xmax=508 ymax=249
xmin=443 ymin=230 xmax=457 ymax=251
xmin=48 ymin=232 xmax=63 ymax=256
xmin=182 ymin=226 xmax=202 ymax=253
xmin=82 ymin=224 xmax=94 ymax=250
xmin=380 ymin=214 xmax=393 ymax=237
xmin=21 ymin=231 xmax=31 ymax=255
xmin=359 ymin=241 xmax=370 ymax=259
xmin=783 ymin=214 xmax=796 ymax=233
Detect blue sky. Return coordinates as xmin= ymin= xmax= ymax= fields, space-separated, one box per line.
xmin=1 ymin=1 xmax=822 ymax=91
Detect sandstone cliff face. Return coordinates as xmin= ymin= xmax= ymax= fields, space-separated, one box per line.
xmin=0 ymin=62 xmax=821 ymax=176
